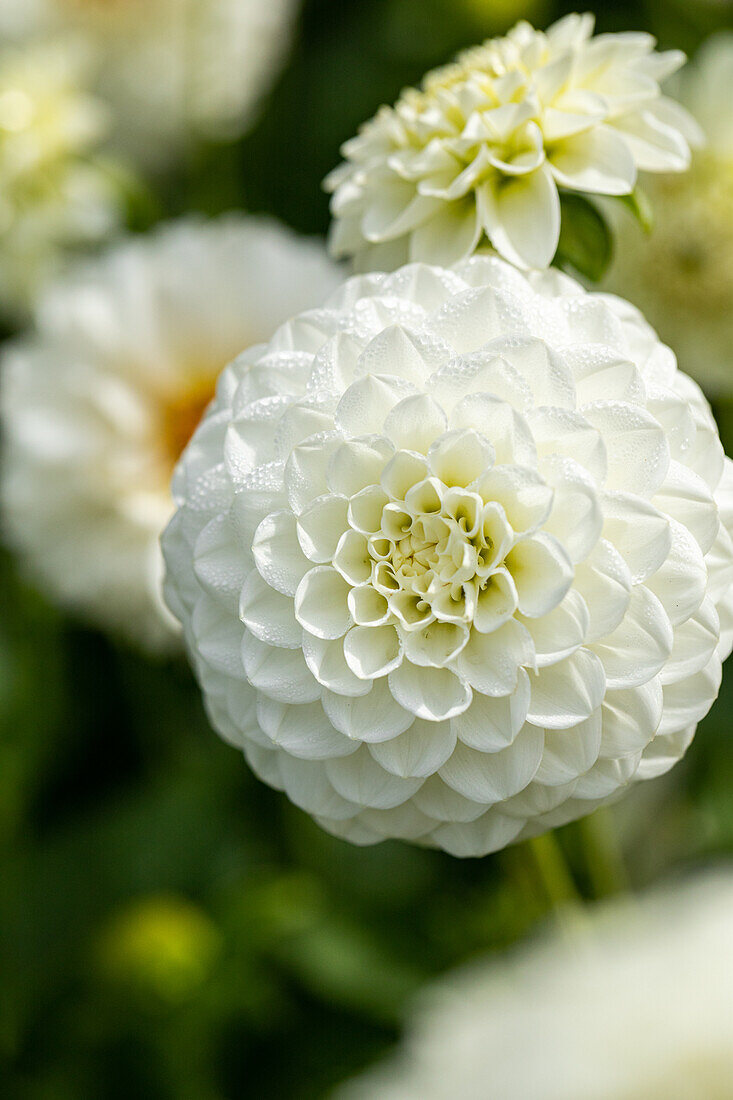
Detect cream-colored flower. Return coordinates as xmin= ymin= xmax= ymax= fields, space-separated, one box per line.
xmin=162 ymin=256 xmax=733 ymax=856
xmin=0 ymin=0 xmax=299 ymax=167
xmin=326 ymin=13 xmax=702 ymax=272
xmin=605 ymin=34 xmax=733 ymax=396
xmin=1 ymin=217 xmax=341 ymax=651
xmin=337 ymin=870 xmax=733 ymax=1100
xmin=0 ymin=36 xmax=120 ymax=316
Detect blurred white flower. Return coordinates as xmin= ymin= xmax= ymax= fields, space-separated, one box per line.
xmin=326 ymin=13 xmax=702 ymax=272
xmin=337 ymin=869 xmax=733 ymax=1099
xmin=1 ymin=217 xmax=341 ymax=651
xmin=605 ymin=34 xmax=733 ymax=396
xmin=0 ymin=36 xmax=121 ymax=317
xmin=162 ymin=256 xmax=733 ymax=855
xmin=0 ymin=0 xmax=299 ymax=168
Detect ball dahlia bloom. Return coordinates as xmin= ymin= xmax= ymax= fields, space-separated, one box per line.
xmin=337 ymin=870 xmax=733 ymax=1099
xmin=162 ymin=256 xmax=733 ymax=856
xmin=0 ymin=37 xmax=121 ymax=316
xmin=1 ymin=217 xmax=341 ymax=651
xmin=0 ymin=0 xmax=298 ymax=168
xmin=605 ymin=34 xmax=733 ymax=396
xmin=326 ymin=13 xmax=702 ymax=272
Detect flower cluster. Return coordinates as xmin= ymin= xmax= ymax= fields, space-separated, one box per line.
xmin=0 ymin=0 xmax=299 ymax=167
xmin=0 ymin=37 xmax=120 ymax=315
xmin=1 ymin=217 xmax=341 ymax=650
xmin=337 ymin=871 xmax=733 ymax=1099
xmin=606 ymin=34 xmax=733 ymax=396
xmin=162 ymin=256 xmax=733 ymax=855
xmin=326 ymin=13 xmax=702 ymax=271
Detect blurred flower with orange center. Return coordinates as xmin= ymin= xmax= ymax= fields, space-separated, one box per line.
xmin=0 ymin=217 xmax=341 ymax=651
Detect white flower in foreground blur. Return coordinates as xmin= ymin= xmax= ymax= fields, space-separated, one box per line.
xmin=0 ymin=0 xmax=299 ymax=168
xmin=0 ymin=37 xmax=120 ymax=317
xmin=337 ymin=870 xmax=733 ymax=1099
xmin=162 ymin=256 xmax=733 ymax=855
xmin=1 ymin=217 xmax=341 ymax=652
xmin=326 ymin=13 xmax=702 ymax=272
xmin=605 ymin=34 xmax=733 ymax=396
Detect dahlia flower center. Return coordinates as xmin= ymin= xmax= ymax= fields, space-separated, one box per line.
xmin=160 ymin=383 xmax=213 ymax=468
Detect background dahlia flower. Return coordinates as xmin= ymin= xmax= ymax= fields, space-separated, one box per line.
xmin=0 ymin=0 xmax=299 ymax=169
xmin=0 ymin=36 xmax=121 ymax=317
xmin=605 ymin=34 xmax=733 ymax=397
xmin=326 ymin=13 xmax=702 ymax=272
xmin=162 ymin=255 xmax=733 ymax=856
xmin=337 ymin=870 xmax=733 ymax=1099
xmin=1 ymin=216 xmax=341 ymax=651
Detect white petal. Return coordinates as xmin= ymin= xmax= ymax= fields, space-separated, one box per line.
xmin=455 ymin=620 xmax=534 ymax=696
xmin=252 ymin=510 xmax=310 ymax=596
xmin=279 ymin=755 xmax=361 ymax=820
xmin=239 ymin=570 xmax=301 ymax=648
xmin=645 ymin=518 xmax=706 ymax=627
xmin=412 ymin=775 xmax=486 ymax=822
xmin=549 ymin=125 xmax=637 ymax=194
xmin=427 ymin=428 xmax=495 ymax=487
xmin=451 ymin=668 xmax=531 ymax=751
xmin=540 ymin=455 xmax=603 ymax=563
xmin=582 ymin=402 xmax=669 ymax=497
xmin=652 ymin=460 xmax=719 ymax=555
xmin=451 ymin=394 xmax=536 ymax=467
xmin=657 ymin=655 xmax=721 ymax=737
xmin=326 ymin=436 xmax=393 ymax=496
xmin=326 ymin=745 xmax=422 ymax=809
xmin=322 ymin=677 xmax=414 ymax=742
xmin=527 ymin=648 xmax=606 ymax=729
xmin=572 ymin=537 xmax=632 ymax=643
xmin=335 ymin=375 xmax=414 ymax=436
xmin=520 ymin=589 xmax=589 ymax=667
xmin=403 ymin=621 xmax=469 ymax=667
xmin=602 ymin=491 xmax=671 ymax=583
xmin=383 ymin=394 xmax=448 ymax=453
xmin=475 ymin=464 xmax=554 ymax=535
xmin=479 ymin=166 xmax=561 ymax=270
xmin=506 ymin=532 xmax=574 ymax=617
xmin=591 ymin=585 xmax=673 ymax=689
xmin=256 ymin=698 xmax=358 ymax=759
xmin=285 ymin=432 xmax=342 ymax=513
xmin=347 ymin=484 xmax=390 ymax=535
xmin=660 ymin=599 xmax=719 ymax=686
xmin=343 ymin=624 xmax=402 ymax=679
xmin=369 ymin=719 xmax=456 ymax=778
xmin=295 ymin=566 xmax=353 ymax=640
xmin=439 ymin=725 xmax=544 ymax=804
xmin=241 ymin=633 xmax=320 ymax=703
xmin=389 ymin=662 xmax=472 ymax=720
xmin=302 ymin=632 xmax=373 ymax=697
xmin=408 ymin=197 xmax=482 ymax=266
xmin=431 ymin=811 xmax=525 ymax=857
xmin=534 ymin=710 xmax=603 ymax=785
xmin=296 ymin=494 xmax=349 ymax=562
xmin=528 ymin=406 xmax=607 ymax=483
xmin=473 ymin=569 xmax=518 ymax=634
xmin=600 ymin=678 xmax=663 ymax=757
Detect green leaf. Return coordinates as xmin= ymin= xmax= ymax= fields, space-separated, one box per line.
xmin=615 ymin=187 xmax=654 ymax=234
xmin=554 ymin=193 xmax=613 ymax=283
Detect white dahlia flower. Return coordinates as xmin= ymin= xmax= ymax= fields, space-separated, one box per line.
xmin=162 ymin=256 xmax=733 ymax=856
xmin=0 ymin=0 xmax=298 ymax=168
xmin=326 ymin=13 xmax=702 ymax=272
xmin=337 ymin=870 xmax=733 ymax=1100
xmin=0 ymin=37 xmax=121 ymax=316
xmin=605 ymin=34 xmax=733 ymax=396
xmin=1 ymin=217 xmax=341 ymax=651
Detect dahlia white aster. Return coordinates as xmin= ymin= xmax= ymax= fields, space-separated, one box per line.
xmin=0 ymin=37 xmax=120 ymax=316
xmin=326 ymin=13 xmax=702 ymax=272
xmin=0 ymin=0 xmax=299 ymax=168
xmin=1 ymin=217 xmax=341 ymax=651
xmin=337 ymin=870 xmax=733 ymax=1100
xmin=605 ymin=34 xmax=733 ymax=395
xmin=162 ymin=256 xmax=733 ymax=856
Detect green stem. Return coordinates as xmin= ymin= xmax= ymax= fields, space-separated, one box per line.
xmin=526 ymin=831 xmax=582 ymax=912
xmin=579 ymin=806 xmax=631 ymax=900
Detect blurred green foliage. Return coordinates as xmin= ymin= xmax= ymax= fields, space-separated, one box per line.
xmin=3 ymin=0 xmax=733 ymax=1097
